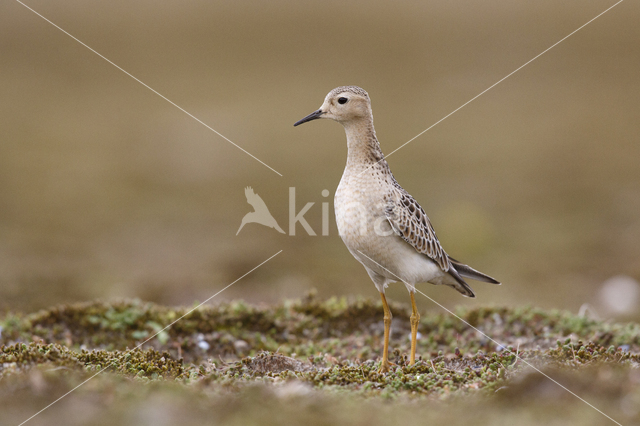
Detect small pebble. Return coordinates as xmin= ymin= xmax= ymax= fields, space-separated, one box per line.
xmin=492 ymin=313 xmax=503 ymax=325
xmin=233 ymin=340 xmax=250 ymax=353
xmin=407 ymin=332 xmax=422 ymax=341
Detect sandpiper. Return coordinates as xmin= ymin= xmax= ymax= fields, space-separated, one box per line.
xmin=294 ymin=86 xmax=500 ymax=373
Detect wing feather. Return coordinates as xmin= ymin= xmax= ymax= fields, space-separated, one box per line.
xmin=384 ymin=186 xmax=451 ymax=272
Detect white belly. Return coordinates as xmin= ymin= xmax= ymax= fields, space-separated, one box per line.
xmin=335 ymin=173 xmax=443 ymax=289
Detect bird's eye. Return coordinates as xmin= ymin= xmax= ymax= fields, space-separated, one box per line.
xmin=338 ymin=97 xmax=348 ymax=105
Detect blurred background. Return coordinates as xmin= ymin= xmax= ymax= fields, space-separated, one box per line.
xmin=0 ymin=0 xmax=638 ymax=319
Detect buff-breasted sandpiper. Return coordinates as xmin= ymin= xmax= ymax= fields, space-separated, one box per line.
xmin=294 ymin=86 xmax=500 ymax=373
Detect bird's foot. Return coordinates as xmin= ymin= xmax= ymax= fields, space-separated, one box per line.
xmin=377 ymin=359 xmax=396 ymax=374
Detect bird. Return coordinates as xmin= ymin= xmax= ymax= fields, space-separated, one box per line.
xmin=294 ymin=86 xmax=500 ymax=373
xmin=236 ymin=186 xmax=285 ymax=235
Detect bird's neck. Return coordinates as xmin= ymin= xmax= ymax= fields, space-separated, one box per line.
xmin=343 ymin=117 xmax=387 ymax=169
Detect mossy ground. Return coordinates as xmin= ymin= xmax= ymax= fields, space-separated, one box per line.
xmin=1 ymin=295 xmax=639 ymax=426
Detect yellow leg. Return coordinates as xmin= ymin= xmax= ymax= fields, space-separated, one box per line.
xmin=378 ymin=292 xmax=393 ymax=373
xmin=409 ymin=292 xmax=420 ymax=365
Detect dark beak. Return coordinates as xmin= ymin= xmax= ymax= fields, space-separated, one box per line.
xmin=294 ymin=109 xmax=324 ymax=127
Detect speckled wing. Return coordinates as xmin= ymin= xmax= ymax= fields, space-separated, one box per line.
xmin=384 ymin=188 xmax=451 ymax=272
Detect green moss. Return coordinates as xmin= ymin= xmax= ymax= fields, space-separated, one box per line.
xmin=1 ymin=296 xmax=639 ymax=410
xmin=3 ymin=297 xmax=639 ymax=365
xmin=0 ymin=342 xmax=185 ymax=380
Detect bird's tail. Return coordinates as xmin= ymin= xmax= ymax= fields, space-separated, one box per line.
xmin=449 ymin=257 xmax=501 ymax=284
xmin=445 ymin=266 xmax=476 ymax=298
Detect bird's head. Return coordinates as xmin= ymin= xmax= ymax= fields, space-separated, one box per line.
xmin=294 ymin=86 xmax=372 ymax=127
